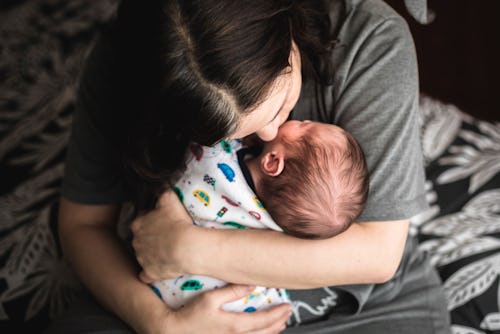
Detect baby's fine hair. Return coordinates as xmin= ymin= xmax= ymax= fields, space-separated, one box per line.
xmin=259 ymin=130 xmax=369 ymax=239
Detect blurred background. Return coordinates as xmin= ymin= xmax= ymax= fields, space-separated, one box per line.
xmin=387 ymin=0 xmax=500 ymax=121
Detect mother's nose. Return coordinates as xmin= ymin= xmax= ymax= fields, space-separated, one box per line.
xmin=255 ymin=123 xmax=279 ymax=142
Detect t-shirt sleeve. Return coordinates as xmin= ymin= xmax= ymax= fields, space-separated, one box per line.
xmin=331 ymin=8 xmax=428 ymax=221
xmin=61 ymin=33 xmax=131 ymax=204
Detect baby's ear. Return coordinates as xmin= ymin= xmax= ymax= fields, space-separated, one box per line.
xmin=261 ymin=151 xmax=285 ymax=177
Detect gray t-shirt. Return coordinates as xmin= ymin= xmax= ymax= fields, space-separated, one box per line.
xmin=285 ymin=0 xmax=432 ymax=326
xmin=292 ymin=0 xmax=427 ymax=222
xmin=61 ymin=0 xmax=447 ymax=332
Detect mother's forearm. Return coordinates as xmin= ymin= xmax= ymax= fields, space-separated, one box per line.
xmin=189 ymin=220 xmax=409 ymax=289
xmin=58 ymin=198 xmax=173 ymax=334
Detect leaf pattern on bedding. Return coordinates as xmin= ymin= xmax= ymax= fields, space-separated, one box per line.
xmin=437 ymin=123 xmax=500 ymax=194
xmin=480 ymin=312 xmax=500 ymax=331
xmin=443 ymin=253 xmax=500 ymax=311
xmin=419 ymin=95 xmax=466 ymax=165
xmin=0 ymin=0 xmax=118 ymax=325
xmin=420 ymin=189 xmax=500 ymax=237
xmin=451 ymin=325 xmax=486 ymax=334
xmin=420 ymin=236 xmax=500 ymax=267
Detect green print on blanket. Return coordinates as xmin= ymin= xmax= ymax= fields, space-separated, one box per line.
xmin=222 ymin=221 xmax=247 ymax=229
xmin=173 ymin=186 xmax=184 ymax=203
xmin=220 ymin=140 xmax=233 ymax=154
xmin=180 ymin=280 xmax=204 ymax=291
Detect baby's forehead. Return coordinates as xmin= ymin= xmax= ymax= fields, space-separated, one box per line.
xmin=310 ymin=122 xmax=346 ymax=140
xmin=306 ymin=124 xmax=351 ymax=156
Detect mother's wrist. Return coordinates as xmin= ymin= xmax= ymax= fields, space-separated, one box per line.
xmin=179 ymin=224 xmax=208 ymax=273
xmin=184 ymin=226 xmax=227 ymax=277
xmin=126 ymin=290 xmax=176 ymax=334
xmin=141 ymin=306 xmax=179 ymax=334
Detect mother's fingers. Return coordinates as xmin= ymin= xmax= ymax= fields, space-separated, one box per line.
xmin=206 ymin=284 xmax=257 ymax=305
xmin=156 ymin=189 xmax=192 ymax=223
xmin=249 ymin=320 xmax=288 ymax=334
xmin=174 ymin=285 xmax=293 ymax=334
xmin=196 ymin=285 xmax=292 ymax=333
xmin=129 ymin=213 xmax=144 ymax=234
xmin=130 ymin=207 xmax=184 ymax=280
xmin=239 ymin=303 xmax=292 ymax=333
xmin=138 ymin=270 xmax=156 ymax=284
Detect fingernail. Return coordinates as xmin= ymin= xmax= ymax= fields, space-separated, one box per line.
xmin=245 ymin=285 xmax=256 ymax=292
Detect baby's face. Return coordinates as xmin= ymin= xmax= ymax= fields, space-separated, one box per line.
xmin=263 ymin=120 xmax=345 ymax=152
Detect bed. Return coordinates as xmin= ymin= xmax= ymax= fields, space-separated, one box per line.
xmin=1 ymin=0 xmax=499 ymax=333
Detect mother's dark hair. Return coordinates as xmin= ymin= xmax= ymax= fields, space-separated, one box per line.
xmin=112 ymin=0 xmax=334 ymax=207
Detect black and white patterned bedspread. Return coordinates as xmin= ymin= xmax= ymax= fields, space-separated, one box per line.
xmin=414 ymin=96 xmax=500 ymax=333
xmin=1 ymin=1 xmax=499 ymax=333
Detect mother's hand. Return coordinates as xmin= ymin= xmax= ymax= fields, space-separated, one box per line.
xmin=131 ymin=190 xmax=195 ymax=283
xmin=165 ymin=284 xmax=292 ymax=334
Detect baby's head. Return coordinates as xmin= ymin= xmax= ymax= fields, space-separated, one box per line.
xmin=252 ymin=120 xmax=369 ymax=239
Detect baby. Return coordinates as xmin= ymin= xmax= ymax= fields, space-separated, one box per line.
xmin=151 ymin=120 xmax=369 ymax=312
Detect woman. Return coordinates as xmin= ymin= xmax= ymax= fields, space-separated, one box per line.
xmin=52 ymin=0 xmax=450 ymax=333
